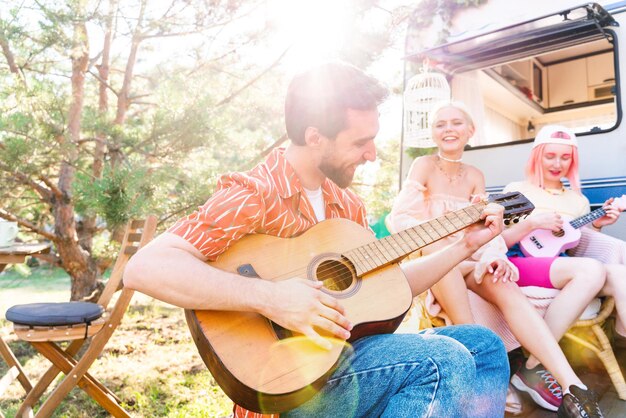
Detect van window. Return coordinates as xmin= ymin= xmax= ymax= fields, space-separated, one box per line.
xmin=404 ymin=3 xmax=620 ymax=148
xmin=450 ymin=35 xmax=618 ymax=147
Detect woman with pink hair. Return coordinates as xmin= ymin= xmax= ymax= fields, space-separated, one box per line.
xmin=502 ymin=124 xmax=626 ymax=411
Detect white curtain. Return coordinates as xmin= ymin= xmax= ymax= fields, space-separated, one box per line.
xmin=451 ymin=70 xmax=524 ymax=146
xmin=451 ymin=70 xmax=487 ymax=146
xmin=483 ymin=105 xmax=524 ymax=145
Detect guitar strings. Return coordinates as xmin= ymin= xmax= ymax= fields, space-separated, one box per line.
xmin=313 ymin=205 xmax=525 ymax=282
xmin=306 ymin=206 xmax=514 ymax=280
xmin=313 ymin=210 xmax=481 ymax=280
xmin=257 ymin=238 xmax=450 ymax=288
xmin=253 ymin=201 xmax=524 ymax=286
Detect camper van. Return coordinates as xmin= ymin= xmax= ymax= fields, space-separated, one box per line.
xmin=403 ymin=1 xmax=626 ymax=239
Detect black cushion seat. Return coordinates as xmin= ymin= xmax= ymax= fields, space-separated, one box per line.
xmin=6 ymin=302 xmax=104 ymax=326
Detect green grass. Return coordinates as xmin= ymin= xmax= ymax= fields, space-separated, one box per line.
xmin=0 ymin=268 xmax=233 ymax=417
xmin=0 ymin=267 xmax=71 ymax=319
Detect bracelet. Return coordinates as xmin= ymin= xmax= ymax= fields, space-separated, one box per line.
xmin=591 ymin=222 xmax=602 ymax=231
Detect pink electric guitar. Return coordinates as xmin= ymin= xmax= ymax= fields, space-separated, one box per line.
xmin=520 ymin=195 xmax=626 ymax=258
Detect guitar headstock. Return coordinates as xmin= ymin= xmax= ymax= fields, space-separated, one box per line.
xmin=488 ymin=192 xmax=535 ymax=226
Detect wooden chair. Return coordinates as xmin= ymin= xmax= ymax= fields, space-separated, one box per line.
xmin=562 ymin=297 xmax=626 ymax=400
xmin=0 ymin=334 xmax=33 ymax=418
xmin=5 ymin=216 xmax=157 ymax=418
xmin=518 ymin=286 xmax=626 ymax=400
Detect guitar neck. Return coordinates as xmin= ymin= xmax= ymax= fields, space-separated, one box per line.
xmin=570 ymin=207 xmax=606 ymax=230
xmin=344 ymin=202 xmax=486 ymax=276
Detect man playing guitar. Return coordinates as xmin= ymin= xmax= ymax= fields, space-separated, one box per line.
xmin=124 ymin=62 xmax=510 ymax=417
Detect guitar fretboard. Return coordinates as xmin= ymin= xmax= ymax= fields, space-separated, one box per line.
xmin=570 ymin=208 xmax=606 ymax=230
xmin=344 ymin=203 xmax=486 ymax=276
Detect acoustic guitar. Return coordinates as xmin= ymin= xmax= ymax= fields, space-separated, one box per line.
xmin=519 ymin=195 xmax=626 ymax=258
xmin=185 ymin=192 xmax=533 ymax=413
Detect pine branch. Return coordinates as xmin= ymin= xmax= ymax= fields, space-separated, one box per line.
xmin=0 ymin=163 xmax=53 ymax=202
xmin=0 ymin=18 xmax=28 ymax=86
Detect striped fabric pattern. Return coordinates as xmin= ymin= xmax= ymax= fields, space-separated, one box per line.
xmin=569 ymin=227 xmax=626 ymax=264
xmin=168 ymin=148 xmax=369 ymax=418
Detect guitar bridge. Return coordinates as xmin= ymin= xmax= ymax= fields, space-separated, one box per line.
xmin=270 ymin=321 xmax=293 ymax=340
xmin=236 ymin=264 xmax=293 ymax=340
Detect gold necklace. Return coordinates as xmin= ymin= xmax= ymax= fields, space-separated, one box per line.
xmin=544 ymin=186 xmax=565 ymax=195
xmin=435 ymin=157 xmax=465 ymax=183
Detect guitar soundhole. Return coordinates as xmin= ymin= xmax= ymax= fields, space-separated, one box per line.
xmin=316 ymin=258 xmax=355 ymax=292
xmin=552 ymin=229 xmax=565 ymax=238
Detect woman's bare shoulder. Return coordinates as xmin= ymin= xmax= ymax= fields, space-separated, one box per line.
xmin=408 ymin=154 xmax=437 ymax=177
xmin=465 ymin=164 xmax=485 ymax=181
xmin=411 ymin=154 xmax=437 ymax=168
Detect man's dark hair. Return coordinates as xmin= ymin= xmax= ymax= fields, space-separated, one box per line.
xmin=285 ymin=62 xmax=389 ymax=145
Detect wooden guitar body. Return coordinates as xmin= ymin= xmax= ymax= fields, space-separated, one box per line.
xmin=185 ymin=218 xmax=412 ymax=413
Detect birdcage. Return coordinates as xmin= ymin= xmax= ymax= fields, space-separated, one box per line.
xmin=403 ymin=69 xmax=450 ymax=148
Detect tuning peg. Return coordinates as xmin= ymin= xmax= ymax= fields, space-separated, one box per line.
xmin=504 ymin=216 xmax=521 ymax=226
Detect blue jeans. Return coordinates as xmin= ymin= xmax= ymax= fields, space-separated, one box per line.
xmin=284 ymin=325 xmax=509 ymax=418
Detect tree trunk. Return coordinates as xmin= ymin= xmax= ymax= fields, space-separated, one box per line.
xmin=55 ymin=7 xmax=100 ymax=301
xmin=80 ymin=0 xmax=117 ymax=253
xmin=110 ymin=0 xmax=146 ymax=168
xmin=55 ymin=205 xmax=100 ymax=301
xmin=107 ymin=0 xmax=145 ymax=243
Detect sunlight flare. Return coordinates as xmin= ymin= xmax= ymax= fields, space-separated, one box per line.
xmin=267 ymin=0 xmax=354 ymax=71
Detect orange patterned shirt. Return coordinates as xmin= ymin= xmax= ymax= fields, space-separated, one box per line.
xmin=168 ymin=147 xmax=369 ymax=417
